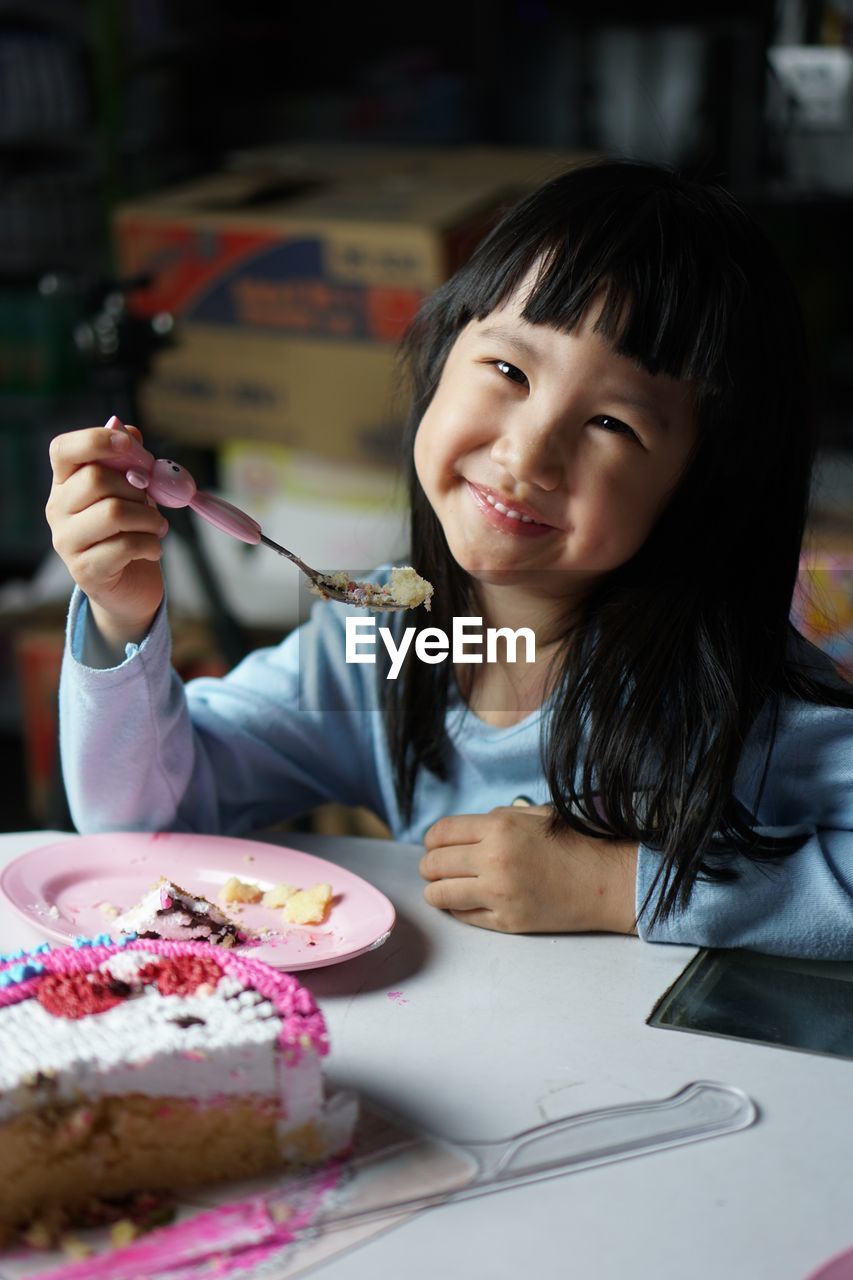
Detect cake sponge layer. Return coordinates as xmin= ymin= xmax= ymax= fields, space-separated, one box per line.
xmin=0 ymin=1094 xmax=327 ymax=1237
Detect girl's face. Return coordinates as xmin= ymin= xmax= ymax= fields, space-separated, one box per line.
xmin=414 ymin=290 xmax=698 ymax=605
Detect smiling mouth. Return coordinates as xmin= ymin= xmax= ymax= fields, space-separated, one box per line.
xmin=466 ymin=482 xmax=558 ymax=536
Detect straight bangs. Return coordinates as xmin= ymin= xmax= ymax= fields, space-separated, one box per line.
xmin=440 ymin=161 xmax=754 ymax=401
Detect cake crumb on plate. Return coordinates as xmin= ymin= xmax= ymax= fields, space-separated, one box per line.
xmin=219 ymin=875 xmax=263 ymax=905
xmin=283 ymin=884 xmax=333 ymax=926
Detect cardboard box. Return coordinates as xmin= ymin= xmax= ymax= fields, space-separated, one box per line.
xmin=217 ymin=439 xmax=404 ymax=511
xmin=115 ymin=146 xmax=592 ymax=462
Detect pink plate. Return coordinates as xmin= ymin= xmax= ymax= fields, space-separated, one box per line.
xmin=0 ymin=832 xmax=395 ymax=971
xmin=806 ymin=1247 xmax=853 ymax=1280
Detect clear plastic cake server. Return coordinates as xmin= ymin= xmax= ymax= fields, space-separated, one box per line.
xmin=294 ymin=1079 xmax=757 ymax=1234
xmin=99 ymin=416 xmax=430 ymax=611
xmin=32 ymin=1083 xmax=755 ymax=1280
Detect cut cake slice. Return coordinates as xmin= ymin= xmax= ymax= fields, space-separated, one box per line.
xmin=0 ymin=934 xmax=355 ymax=1241
xmin=111 ymin=877 xmax=246 ymax=947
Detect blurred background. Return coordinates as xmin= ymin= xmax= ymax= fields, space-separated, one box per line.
xmin=0 ymin=0 xmax=851 ymax=834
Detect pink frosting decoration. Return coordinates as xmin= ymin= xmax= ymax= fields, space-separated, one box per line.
xmin=26 ymin=1160 xmax=345 ymax=1280
xmin=0 ymin=938 xmax=328 ymax=1060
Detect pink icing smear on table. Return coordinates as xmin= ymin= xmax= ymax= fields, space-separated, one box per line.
xmin=28 ymin=1163 xmax=344 ymax=1280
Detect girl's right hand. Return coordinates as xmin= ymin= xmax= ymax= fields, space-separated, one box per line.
xmin=45 ymin=425 xmax=169 ymax=652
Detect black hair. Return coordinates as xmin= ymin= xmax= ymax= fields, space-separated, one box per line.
xmin=386 ymin=157 xmax=853 ymax=928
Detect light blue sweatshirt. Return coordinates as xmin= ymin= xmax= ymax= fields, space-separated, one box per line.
xmin=59 ymin=586 xmax=853 ymax=959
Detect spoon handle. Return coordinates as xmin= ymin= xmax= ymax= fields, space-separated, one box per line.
xmin=258 ymin=532 xmax=324 ymax=584
xmin=101 ymin=416 xmax=334 ymax=594
xmin=188 ymin=492 xmax=261 ymax=545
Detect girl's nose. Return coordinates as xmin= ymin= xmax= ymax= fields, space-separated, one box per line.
xmin=489 ymin=424 xmax=564 ymax=493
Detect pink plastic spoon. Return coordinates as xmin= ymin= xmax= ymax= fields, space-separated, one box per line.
xmin=99 ymin=417 xmax=431 ymax=610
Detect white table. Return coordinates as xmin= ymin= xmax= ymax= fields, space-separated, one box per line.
xmin=0 ymin=829 xmax=849 ymax=1280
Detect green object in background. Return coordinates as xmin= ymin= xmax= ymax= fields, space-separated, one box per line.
xmin=0 ymin=401 xmax=58 ymax=560
xmin=0 ymin=283 xmax=88 ymax=396
xmin=0 ymin=410 xmax=36 ymax=555
xmin=0 ymin=278 xmax=90 ymax=560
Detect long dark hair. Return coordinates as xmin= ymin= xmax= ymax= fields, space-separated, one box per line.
xmin=386 ymin=158 xmax=853 ymax=927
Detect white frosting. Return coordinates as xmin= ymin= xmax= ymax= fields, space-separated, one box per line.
xmin=110 ymin=880 xmax=239 ymax=941
xmin=99 ymin=951 xmax=162 ymax=981
xmin=0 ymin=968 xmax=323 ymax=1136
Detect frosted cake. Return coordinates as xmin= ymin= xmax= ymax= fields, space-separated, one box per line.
xmin=0 ymin=934 xmax=354 ymax=1241
xmin=110 ymin=877 xmax=247 ymax=946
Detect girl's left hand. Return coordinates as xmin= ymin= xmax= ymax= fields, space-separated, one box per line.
xmin=419 ymin=806 xmax=638 ymax=935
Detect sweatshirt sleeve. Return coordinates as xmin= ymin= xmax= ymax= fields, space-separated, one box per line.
xmin=58 ymin=587 xmax=386 ymax=836
xmin=635 ymin=696 xmax=853 ymax=960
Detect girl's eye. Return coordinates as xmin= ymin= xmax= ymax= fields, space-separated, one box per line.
xmin=591 ymin=414 xmax=640 ymax=443
xmin=494 ymin=360 xmax=528 ymax=386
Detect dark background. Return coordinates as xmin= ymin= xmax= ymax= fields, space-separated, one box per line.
xmin=1 ymin=0 xmax=852 ymax=830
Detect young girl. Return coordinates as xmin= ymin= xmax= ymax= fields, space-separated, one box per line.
xmin=46 ymin=159 xmax=853 ymax=959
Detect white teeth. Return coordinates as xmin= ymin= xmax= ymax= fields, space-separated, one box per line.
xmin=484 ymin=492 xmax=538 ymax=524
